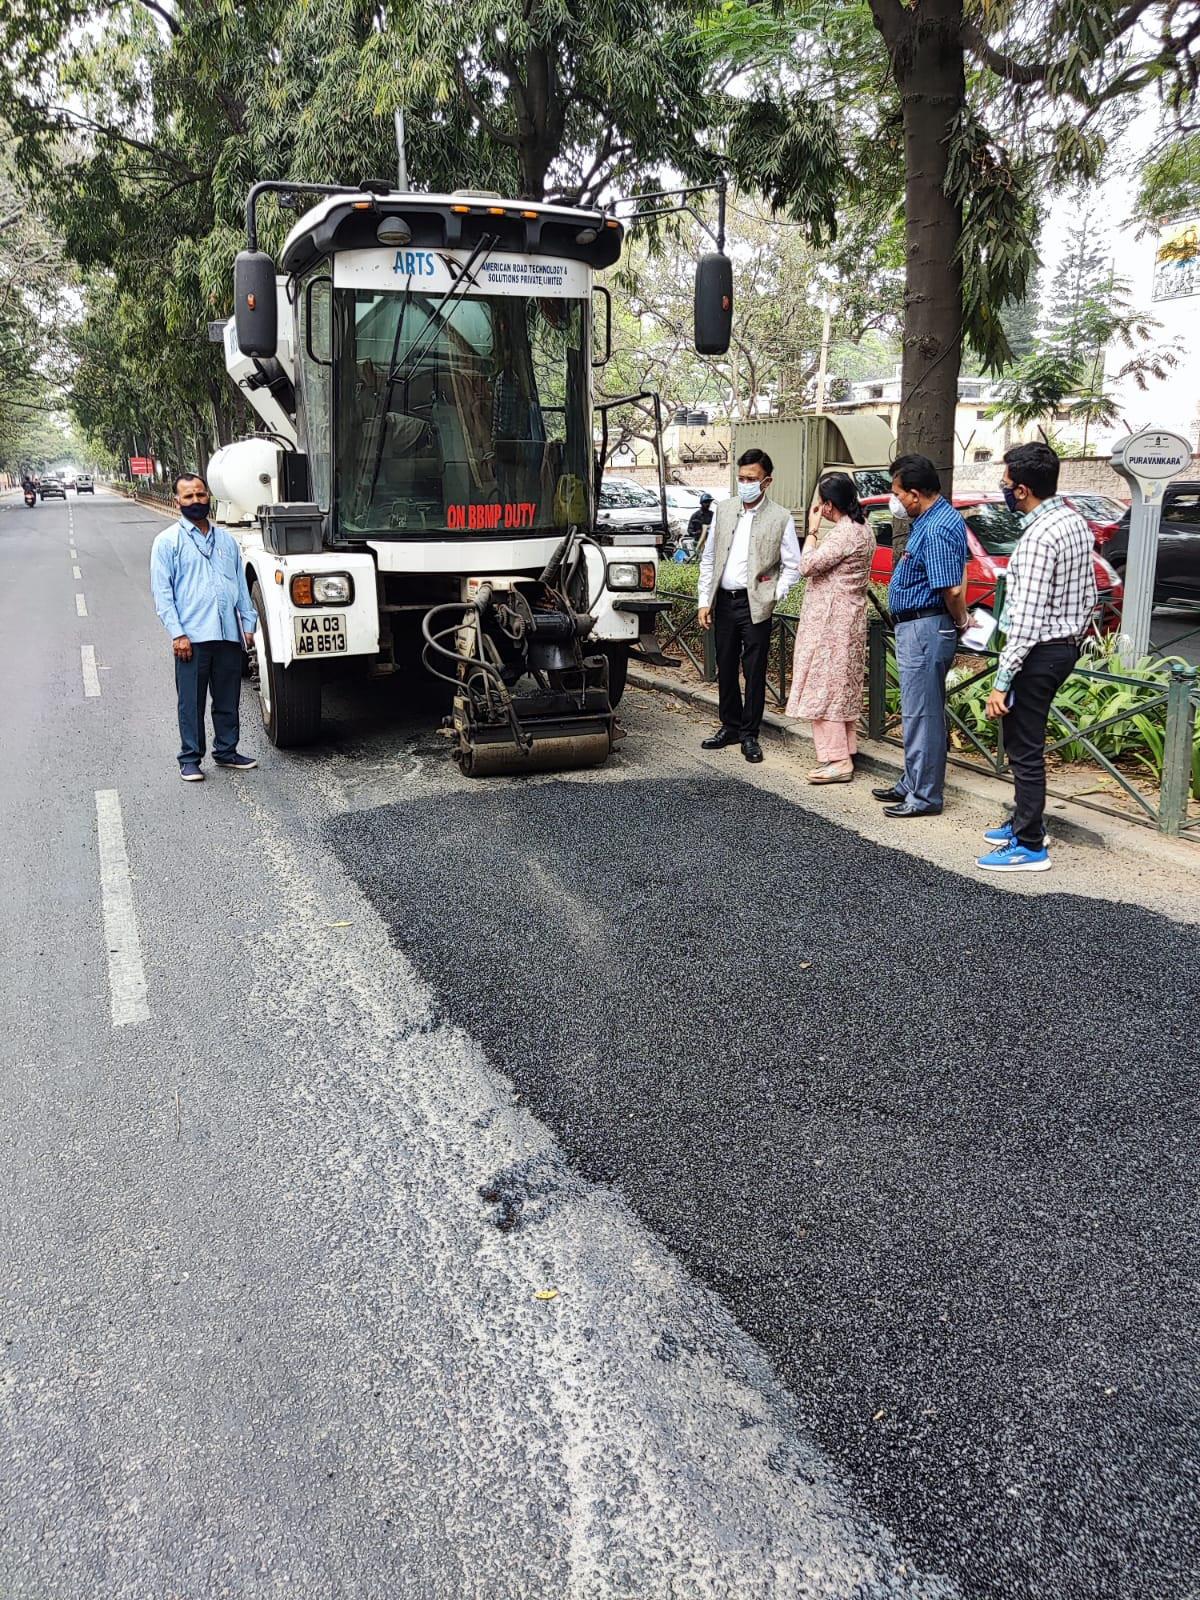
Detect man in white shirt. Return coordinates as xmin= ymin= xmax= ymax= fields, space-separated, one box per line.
xmin=697 ymin=448 xmax=802 ymax=762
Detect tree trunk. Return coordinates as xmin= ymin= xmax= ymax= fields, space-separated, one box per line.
xmin=871 ymin=0 xmax=966 ymax=492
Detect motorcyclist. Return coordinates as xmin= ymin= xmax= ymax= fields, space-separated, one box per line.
xmin=687 ymin=491 xmax=715 ymax=550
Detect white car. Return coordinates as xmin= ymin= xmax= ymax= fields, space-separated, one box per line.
xmin=661 ymin=485 xmax=704 ymax=539
xmin=597 ymin=478 xmax=667 ymax=536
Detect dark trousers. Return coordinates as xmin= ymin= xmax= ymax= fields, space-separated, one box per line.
xmin=175 ymin=640 xmax=242 ymax=766
xmin=714 ymin=587 xmax=772 ymax=738
xmin=1006 ymin=638 xmax=1078 ymax=847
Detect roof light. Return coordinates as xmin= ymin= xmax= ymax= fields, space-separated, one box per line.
xmin=351 ymin=200 xmax=372 ymax=211
xmin=377 ymin=216 xmax=412 ymax=245
xmin=521 ymin=209 xmax=538 ymax=219
xmin=575 ymin=227 xmax=599 ymax=245
xmin=605 ymin=219 xmax=620 ymax=230
xmin=487 ymin=206 xmax=506 ymax=216
xmin=450 ymin=204 xmax=470 ymax=214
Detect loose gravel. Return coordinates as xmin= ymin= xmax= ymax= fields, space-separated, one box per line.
xmin=328 ymin=771 xmax=1200 ymax=1600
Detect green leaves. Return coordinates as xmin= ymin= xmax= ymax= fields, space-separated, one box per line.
xmin=947 ymin=108 xmax=1037 ymax=371
xmin=724 ymin=92 xmax=845 ymax=246
xmin=1136 ymin=131 xmax=1200 ymax=223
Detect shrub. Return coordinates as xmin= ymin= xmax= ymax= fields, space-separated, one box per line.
xmin=944 ymin=641 xmax=1200 ymax=799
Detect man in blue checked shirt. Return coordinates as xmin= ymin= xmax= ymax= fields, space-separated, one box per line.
xmin=150 ymin=471 xmax=259 ymax=782
xmin=872 ymin=453 xmax=971 ymax=817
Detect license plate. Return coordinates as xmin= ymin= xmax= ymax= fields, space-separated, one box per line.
xmin=293 ymin=613 xmax=348 ymax=655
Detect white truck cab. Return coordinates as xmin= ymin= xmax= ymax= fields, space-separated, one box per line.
xmin=210 ymin=181 xmax=731 ymax=767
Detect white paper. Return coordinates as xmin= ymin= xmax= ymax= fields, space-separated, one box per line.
xmin=958 ymin=607 xmax=998 ymax=652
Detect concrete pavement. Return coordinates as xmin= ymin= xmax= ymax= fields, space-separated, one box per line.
xmin=1 ymin=488 xmax=1197 ymax=1599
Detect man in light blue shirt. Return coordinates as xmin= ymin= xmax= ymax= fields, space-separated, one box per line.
xmin=150 ymin=471 xmax=258 ymax=781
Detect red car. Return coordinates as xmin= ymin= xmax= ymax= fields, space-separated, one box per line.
xmin=864 ymin=493 xmax=1123 ymax=631
xmin=1059 ymin=491 xmax=1128 ymax=550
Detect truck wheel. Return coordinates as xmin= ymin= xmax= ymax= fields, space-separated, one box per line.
xmin=250 ymin=580 xmax=322 ymax=747
xmin=598 ymin=644 xmax=629 ymax=707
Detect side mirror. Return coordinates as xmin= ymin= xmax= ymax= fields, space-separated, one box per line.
xmin=694 ymin=252 xmax=733 ymax=355
xmin=234 ymin=251 xmax=278 ymax=358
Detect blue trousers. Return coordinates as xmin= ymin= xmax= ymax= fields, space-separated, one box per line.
xmin=175 ymin=640 xmax=242 ymax=766
xmin=895 ymin=614 xmax=958 ymax=811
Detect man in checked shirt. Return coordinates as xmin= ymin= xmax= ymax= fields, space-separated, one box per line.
xmin=976 ymin=442 xmax=1097 ymax=873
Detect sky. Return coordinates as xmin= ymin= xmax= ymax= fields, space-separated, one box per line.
xmin=1038 ymin=99 xmax=1199 ymax=452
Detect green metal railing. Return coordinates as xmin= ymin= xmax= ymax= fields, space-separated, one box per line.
xmin=864 ymin=614 xmax=1200 ymax=838
xmin=654 ymin=591 xmax=799 ymax=711
xmin=653 ymin=589 xmax=1200 ymax=838
xmin=112 ymin=479 xmax=175 ymax=508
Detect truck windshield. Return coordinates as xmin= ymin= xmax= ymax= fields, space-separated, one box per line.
xmin=334 ymin=287 xmax=591 ymax=538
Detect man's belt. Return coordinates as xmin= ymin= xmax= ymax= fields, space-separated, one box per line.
xmin=893 ymin=604 xmax=948 ymax=624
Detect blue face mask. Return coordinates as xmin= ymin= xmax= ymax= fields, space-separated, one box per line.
xmin=1001 ymin=485 xmax=1019 ymax=514
xmin=737 ymin=479 xmax=764 ymax=504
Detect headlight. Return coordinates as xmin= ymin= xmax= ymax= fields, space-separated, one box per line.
xmin=314 ymin=573 xmax=353 ymax=604
xmin=291 ymin=572 xmax=354 ymax=606
xmin=607 ymin=561 xmax=657 ymax=591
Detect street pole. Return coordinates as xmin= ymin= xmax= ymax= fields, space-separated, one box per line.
xmin=1108 ymin=428 xmax=1193 ymax=667
xmin=394 ymin=109 xmax=409 ymax=193
xmin=814 ymin=306 xmax=832 ymax=412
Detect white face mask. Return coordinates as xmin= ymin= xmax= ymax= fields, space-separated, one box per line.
xmin=738 ymin=479 xmax=765 ymax=504
xmin=888 ymin=494 xmax=909 ymax=521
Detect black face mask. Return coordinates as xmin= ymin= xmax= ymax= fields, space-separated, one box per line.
xmin=1001 ymin=485 xmax=1020 ymax=515
xmin=180 ymin=500 xmax=211 ymax=522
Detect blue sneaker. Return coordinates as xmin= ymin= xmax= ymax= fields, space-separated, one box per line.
xmin=179 ymin=762 xmax=204 ymax=782
xmin=983 ymin=819 xmax=1047 ymax=847
xmin=976 ymin=838 xmax=1051 ymax=872
xmin=213 ymin=752 xmax=258 ymax=770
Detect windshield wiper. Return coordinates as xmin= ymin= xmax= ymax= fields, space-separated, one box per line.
xmin=365 ymin=233 xmax=498 ymax=510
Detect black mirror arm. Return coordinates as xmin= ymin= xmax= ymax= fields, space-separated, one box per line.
xmin=616 ymin=179 xmax=727 ymax=253
xmin=245 ymin=181 xmax=366 ymax=251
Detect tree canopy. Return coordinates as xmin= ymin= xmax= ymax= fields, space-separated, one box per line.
xmin=2 ymin=0 xmax=1197 ymax=477
xmin=715 ymin=0 xmax=1200 ymax=481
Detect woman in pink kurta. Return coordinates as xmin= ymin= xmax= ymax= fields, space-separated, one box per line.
xmin=785 ymin=472 xmax=875 ymax=782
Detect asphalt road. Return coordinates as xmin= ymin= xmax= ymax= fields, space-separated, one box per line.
xmin=1151 ymin=605 xmax=1200 ymax=666
xmin=2 ymin=488 xmax=1197 ymax=1600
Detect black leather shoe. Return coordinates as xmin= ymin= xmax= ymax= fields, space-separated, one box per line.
xmin=741 ymin=737 xmax=764 ymax=763
xmin=702 ymin=727 xmax=739 ymax=750
xmin=883 ymin=802 xmax=943 ymax=818
xmin=872 ymin=784 xmax=907 ymax=802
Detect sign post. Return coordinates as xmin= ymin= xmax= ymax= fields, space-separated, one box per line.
xmin=1108 ymin=428 xmax=1193 ymax=667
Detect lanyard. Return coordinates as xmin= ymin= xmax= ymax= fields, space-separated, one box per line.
xmin=183 ymin=522 xmax=216 ymax=561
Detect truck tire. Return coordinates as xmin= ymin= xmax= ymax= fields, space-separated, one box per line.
xmin=250 ymin=580 xmax=322 ymax=747
xmin=598 ymin=644 xmax=629 ymax=707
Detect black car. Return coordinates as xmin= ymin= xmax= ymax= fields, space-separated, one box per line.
xmin=1105 ymin=481 xmax=1200 ymax=603
xmin=39 ymin=477 xmax=66 ymax=501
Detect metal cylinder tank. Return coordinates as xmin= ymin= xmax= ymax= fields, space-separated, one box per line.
xmin=207 ymin=438 xmax=280 ymax=526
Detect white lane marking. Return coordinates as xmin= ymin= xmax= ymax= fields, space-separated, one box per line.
xmin=72 ymin=564 xmax=82 ymax=579
xmin=75 ymin=593 xmax=88 ymax=617
xmin=81 ymin=645 xmax=101 ymax=698
xmin=94 ymin=791 xmax=150 ymax=1027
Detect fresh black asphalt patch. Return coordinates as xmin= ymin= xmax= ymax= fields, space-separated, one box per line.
xmin=327 ymin=774 xmax=1199 ymax=1600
